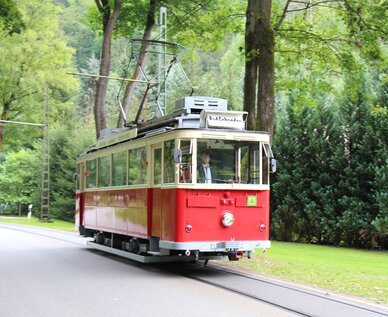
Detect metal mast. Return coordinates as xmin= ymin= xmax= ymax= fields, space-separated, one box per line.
xmin=40 ymin=85 xmax=50 ymax=221
xmin=157 ymin=6 xmax=167 ymax=115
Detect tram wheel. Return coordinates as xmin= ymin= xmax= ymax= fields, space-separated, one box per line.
xmin=95 ymin=232 xmax=104 ymax=245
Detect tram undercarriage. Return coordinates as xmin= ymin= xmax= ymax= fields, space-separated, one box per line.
xmin=83 ymin=227 xmax=254 ymax=263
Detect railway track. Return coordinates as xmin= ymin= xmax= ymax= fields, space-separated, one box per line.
xmin=178 ymin=263 xmax=388 ymax=317
xmin=185 ymin=266 xmax=311 ymax=316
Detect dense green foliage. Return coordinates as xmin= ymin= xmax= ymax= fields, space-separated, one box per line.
xmin=0 ymin=149 xmax=40 ymax=206
xmin=272 ymin=77 xmax=387 ymax=249
xmin=265 ymin=1 xmax=387 ymax=249
xmin=0 ymin=0 xmax=78 ymax=149
xmin=0 ymin=1 xmax=386 ymax=249
xmin=49 ymin=122 xmax=94 ymax=220
xmin=0 ymin=0 xmax=25 ymax=34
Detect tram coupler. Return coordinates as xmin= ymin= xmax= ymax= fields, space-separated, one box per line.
xmin=184 ymin=250 xmax=199 ymax=260
xmin=227 ymin=250 xmax=244 ymax=261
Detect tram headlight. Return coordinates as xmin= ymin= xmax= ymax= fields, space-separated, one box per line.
xmin=185 ymin=224 xmax=192 ymax=233
xmin=222 ymin=212 xmax=235 ymax=227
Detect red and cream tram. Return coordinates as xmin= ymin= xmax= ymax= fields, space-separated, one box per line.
xmin=75 ymin=96 xmax=275 ymax=263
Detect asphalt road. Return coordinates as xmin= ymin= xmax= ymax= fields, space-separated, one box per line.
xmin=0 ymin=224 xmax=297 ymax=317
xmin=0 ymin=223 xmax=387 ymax=317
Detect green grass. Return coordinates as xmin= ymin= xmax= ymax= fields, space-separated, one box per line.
xmin=0 ymin=216 xmax=75 ymax=232
xmin=1 ymin=217 xmax=387 ymax=304
xmin=224 ymin=241 xmax=388 ymax=304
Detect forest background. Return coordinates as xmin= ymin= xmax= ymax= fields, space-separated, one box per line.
xmin=0 ymin=0 xmax=386 ymax=249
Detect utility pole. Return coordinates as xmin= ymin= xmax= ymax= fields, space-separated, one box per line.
xmin=157 ymin=6 xmax=167 ymax=115
xmin=40 ymin=85 xmax=50 ymax=221
xmin=0 ymin=87 xmax=50 ymax=221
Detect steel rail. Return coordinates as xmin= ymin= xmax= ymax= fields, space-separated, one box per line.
xmin=197 ymin=263 xmax=388 ymax=317
xmin=183 ymin=267 xmax=313 ymax=317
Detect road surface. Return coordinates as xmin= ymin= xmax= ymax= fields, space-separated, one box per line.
xmin=0 ymin=223 xmax=387 ymax=317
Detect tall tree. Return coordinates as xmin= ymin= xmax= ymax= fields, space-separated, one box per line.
xmin=256 ymin=0 xmax=275 ymax=136
xmin=243 ymin=0 xmax=386 ymax=138
xmin=0 ymin=0 xmax=77 ymax=148
xmin=244 ymin=0 xmax=275 ymax=135
xmin=269 ymin=1 xmax=387 ymax=248
xmin=0 ymin=0 xmax=25 ymax=34
xmin=94 ymin=0 xmax=122 ymax=139
xmin=243 ymin=0 xmax=259 ymax=130
xmin=117 ymin=0 xmax=158 ymax=128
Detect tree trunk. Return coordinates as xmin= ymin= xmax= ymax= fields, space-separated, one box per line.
xmin=256 ymin=0 xmax=275 ymax=138
xmin=94 ymin=0 xmax=122 ymax=139
xmin=243 ymin=0 xmax=275 ymax=139
xmin=0 ymin=93 xmax=16 ymax=146
xmin=117 ymin=0 xmax=157 ymax=128
xmin=243 ymin=0 xmax=260 ymax=131
xmin=0 ymin=123 xmax=2 ymax=146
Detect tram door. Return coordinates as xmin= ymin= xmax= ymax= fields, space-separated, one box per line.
xmin=151 ymin=145 xmax=162 ymax=237
xmin=75 ymin=162 xmax=85 ymax=230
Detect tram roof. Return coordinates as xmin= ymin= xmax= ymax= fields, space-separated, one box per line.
xmin=82 ymin=96 xmax=270 ymax=155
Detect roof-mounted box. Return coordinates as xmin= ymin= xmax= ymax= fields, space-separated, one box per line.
xmin=175 ymin=96 xmax=227 ymax=114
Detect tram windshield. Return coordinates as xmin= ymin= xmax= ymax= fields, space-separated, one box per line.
xmin=178 ymin=138 xmax=272 ymax=185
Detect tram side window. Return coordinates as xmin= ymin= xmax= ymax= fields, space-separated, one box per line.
xmin=112 ymin=151 xmax=127 ymax=186
xmin=98 ymin=156 xmax=111 ymax=187
xmin=164 ymin=140 xmax=175 ymax=183
xmin=262 ymin=143 xmax=273 ymax=185
xmin=86 ymin=159 xmax=96 ymax=188
xmin=76 ymin=163 xmax=80 ymax=191
xmin=179 ymin=140 xmax=192 ymax=183
xmin=128 ymin=147 xmax=147 ymax=185
xmin=154 ymin=148 xmax=162 ymax=185
xmin=240 ymin=146 xmax=249 ymax=183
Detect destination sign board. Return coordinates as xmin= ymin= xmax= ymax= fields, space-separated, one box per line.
xmin=200 ymin=110 xmax=247 ymax=130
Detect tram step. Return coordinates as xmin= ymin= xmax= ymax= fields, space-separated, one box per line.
xmin=147 ymin=251 xmax=161 ymax=256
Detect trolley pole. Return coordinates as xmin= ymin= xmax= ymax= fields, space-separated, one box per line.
xmin=157 ymin=6 xmax=167 ymax=115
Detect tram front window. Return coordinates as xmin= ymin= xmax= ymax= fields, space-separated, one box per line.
xmin=197 ymin=140 xmax=235 ymax=184
xmin=196 ymin=139 xmax=269 ymax=185
xmin=178 ymin=140 xmax=192 ymax=183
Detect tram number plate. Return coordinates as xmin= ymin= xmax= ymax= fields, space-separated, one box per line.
xmin=247 ymin=196 xmax=257 ymax=206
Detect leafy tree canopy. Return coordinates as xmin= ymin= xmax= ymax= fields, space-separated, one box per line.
xmin=0 ymin=149 xmax=40 ymax=204
xmin=88 ymin=0 xmax=245 ymax=56
xmin=0 ymin=0 xmax=25 ymax=34
xmin=0 ymin=0 xmax=78 ymax=150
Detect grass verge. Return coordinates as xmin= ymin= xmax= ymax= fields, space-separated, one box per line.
xmin=0 ymin=216 xmax=75 ymax=232
xmin=224 ymin=241 xmax=388 ymax=304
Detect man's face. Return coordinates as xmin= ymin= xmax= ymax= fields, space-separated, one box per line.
xmin=202 ymin=154 xmax=210 ymax=164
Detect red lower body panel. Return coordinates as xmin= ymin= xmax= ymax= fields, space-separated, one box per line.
xmin=82 ymin=189 xmax=149 ymax=239
xmin=80 ymin=188 xmax=270 ymax=245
